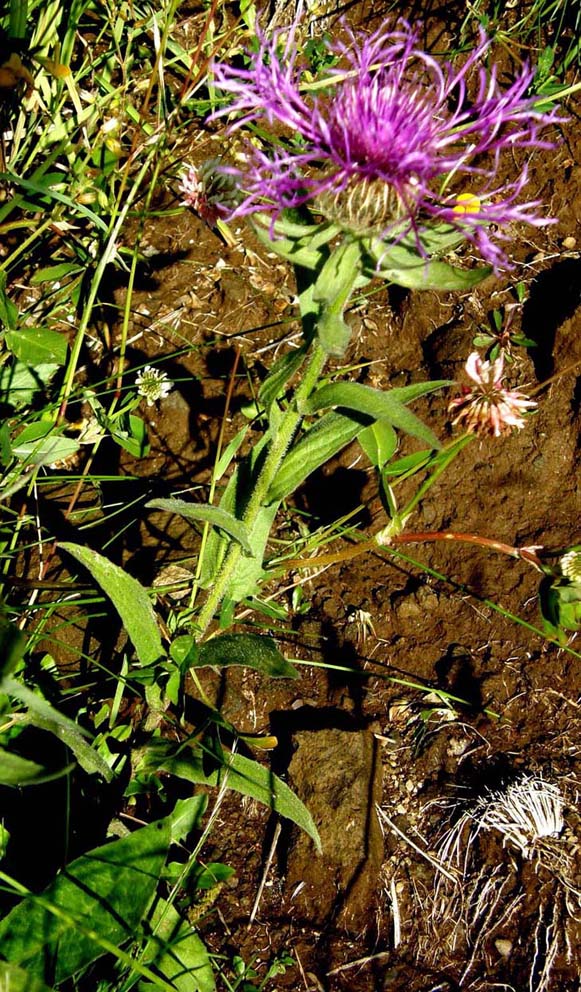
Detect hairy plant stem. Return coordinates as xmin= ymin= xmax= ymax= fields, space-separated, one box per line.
xmin=195 ymin=342 xmax=328 ymax=639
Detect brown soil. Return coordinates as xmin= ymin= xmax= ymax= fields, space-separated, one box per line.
xmin=11 ymin=3 xmax=581 ymax=990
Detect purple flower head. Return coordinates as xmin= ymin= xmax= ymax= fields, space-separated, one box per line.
xmin=211 ymin=19 xmax=561 ymax=270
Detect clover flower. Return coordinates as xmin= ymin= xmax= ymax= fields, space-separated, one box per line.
xmin=448 ymin=351 xmax=536 ymax=437
xmin=136 ymin=366 xmax=173 ymax=405
xmin=178 ymin=159 xmax=240 ymax=227
xmin=560 ymin=549 xmax=581 ymax=582
xmin=211 ymin=19 xmax=561 ymax=269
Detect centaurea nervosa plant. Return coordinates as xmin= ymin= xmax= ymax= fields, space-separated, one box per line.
xmin=211 ymin=19 xmax=560 ymax=270
xmin=169 ymin=18 xmax=562 ymax=642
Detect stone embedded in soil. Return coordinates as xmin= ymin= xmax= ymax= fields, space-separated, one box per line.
xmin=284 ymin=726 xmax=383 ymax=932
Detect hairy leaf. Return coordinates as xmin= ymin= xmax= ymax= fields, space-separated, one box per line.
xmin=60 ymin=543 xmax=164 ymax=667
xmin=148 ymin=743 xmax=321 ymax=852
xmin=305 ymin=381 xmax=447 ymax=448
xmin=268 ymin=410 xmax=372 ymax=503
xmin=197 ymin=633 xmax=298 ymax=679
xmin=146 ymin=498 xmax=252 ymax=554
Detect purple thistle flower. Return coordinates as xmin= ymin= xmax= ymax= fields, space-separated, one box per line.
xmin=211 ymin=19 xmax=561 ymax=270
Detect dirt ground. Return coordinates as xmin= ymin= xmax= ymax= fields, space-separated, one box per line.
xmin=13 ymin=2 xmax=581 ymax=990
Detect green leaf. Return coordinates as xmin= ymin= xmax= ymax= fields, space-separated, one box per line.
xmin=30 ymin=263 xmax=84 ymax=285
xmin=196 ymin=633 xmax=298 ymax=679
xmin=0 ymin=619 xmax=26 ymax=680
xmin=142 ymin=898 xmax=215 ymax=992
xmin=227 ymin=501 xmax=279 ymax=601
xmin=358 ymin=420 xmax=398 ymax=468
xmin=170 ymin=635 xmax=199 ymax=668
xmin=0 ymin=750 xmax=46 ymax=787
xmin=111 ymin=414 xmax=150 ymax=458
xmin=0 ymin=362 xmax=59 ymax=409
xmin=148 ymin=744 xmax=322 ymax=852
xmin=1 ymin=677 xmax=113 ymax=782
xmin=0 ymin=816 xmax=173 ymax=984
xmin=193 ymin=863 xmax=235 ymax=889
xmin=0 ymin=421 xmax=12 ymax=464
xmin=313 ymin=241 xmax=362 ymax=355
xmin=146 ymin=499 xmax=252 ymax=555
xmin=382 ymin=448 xmax=432 ymax=478
xmin=258 ymin=343 xmax=308 ymax=415
xmin=539 ymin=577 xmax=581 ymax=640
xmin=60 ymin=543 xmax=165 ymax=667
xmin=364 ymin=238 xmax=492 ymax=290
xmin=13 ymin=422 xmax=80 ymax=467
xmin=252 ymin=215 xmax=337 ymax=270
xmin=0 ymin=272 xmax=18 ymax=330
xmin=305 ymin=381 xmax=448 ymax=448
xmin=0 ymin=962 xmax=55 ymax=992
xmin=214 ymin=425 xmax=248 ymax=481
xmin=267 ymin=410 xmax=372 ymax=503
xmin=5 ymin=327 xmax=68 ymax=366
xmin=401 ymin=222 xmax=465 ymax=256
xmin=168 ymin=795 xmax=208 ymax=844
xmin=0 ymin=171 xmax=108 ymax=232
xmin=197 ymin=433 xmax=278 ymax=600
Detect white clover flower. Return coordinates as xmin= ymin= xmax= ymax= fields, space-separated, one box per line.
xmin=448 ymin=351 xmax=537 ymax=437
xmin=135 ymin=365 xmax=173 ymax=405
xmin=560 ymin=549 xmax=581 ymax=582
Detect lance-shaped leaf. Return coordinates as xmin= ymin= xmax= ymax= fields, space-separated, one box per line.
xmin=195 ymin=633 xmax=298 ymax=679
xmin=363 ymin=237 xmax=492 ymax=290
xmin=259 ymin=343 xmax=309 ymax=415
xmin=313 ymin=241 xmax=362 ymax=355
xmin=144 ymin=742 xmax=321 ymax=852
xmin=305 ymin=381 xmax=450 ymax=448
xmin=60 ymin=543 xmax=164 ymax=667
xmin=268 ymin=410 xmax=373 ymax=503
xmin=0 ymin=750 xmax=47 ymax=788
xmin=146 ymin=498 xmax=252 ymax=555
